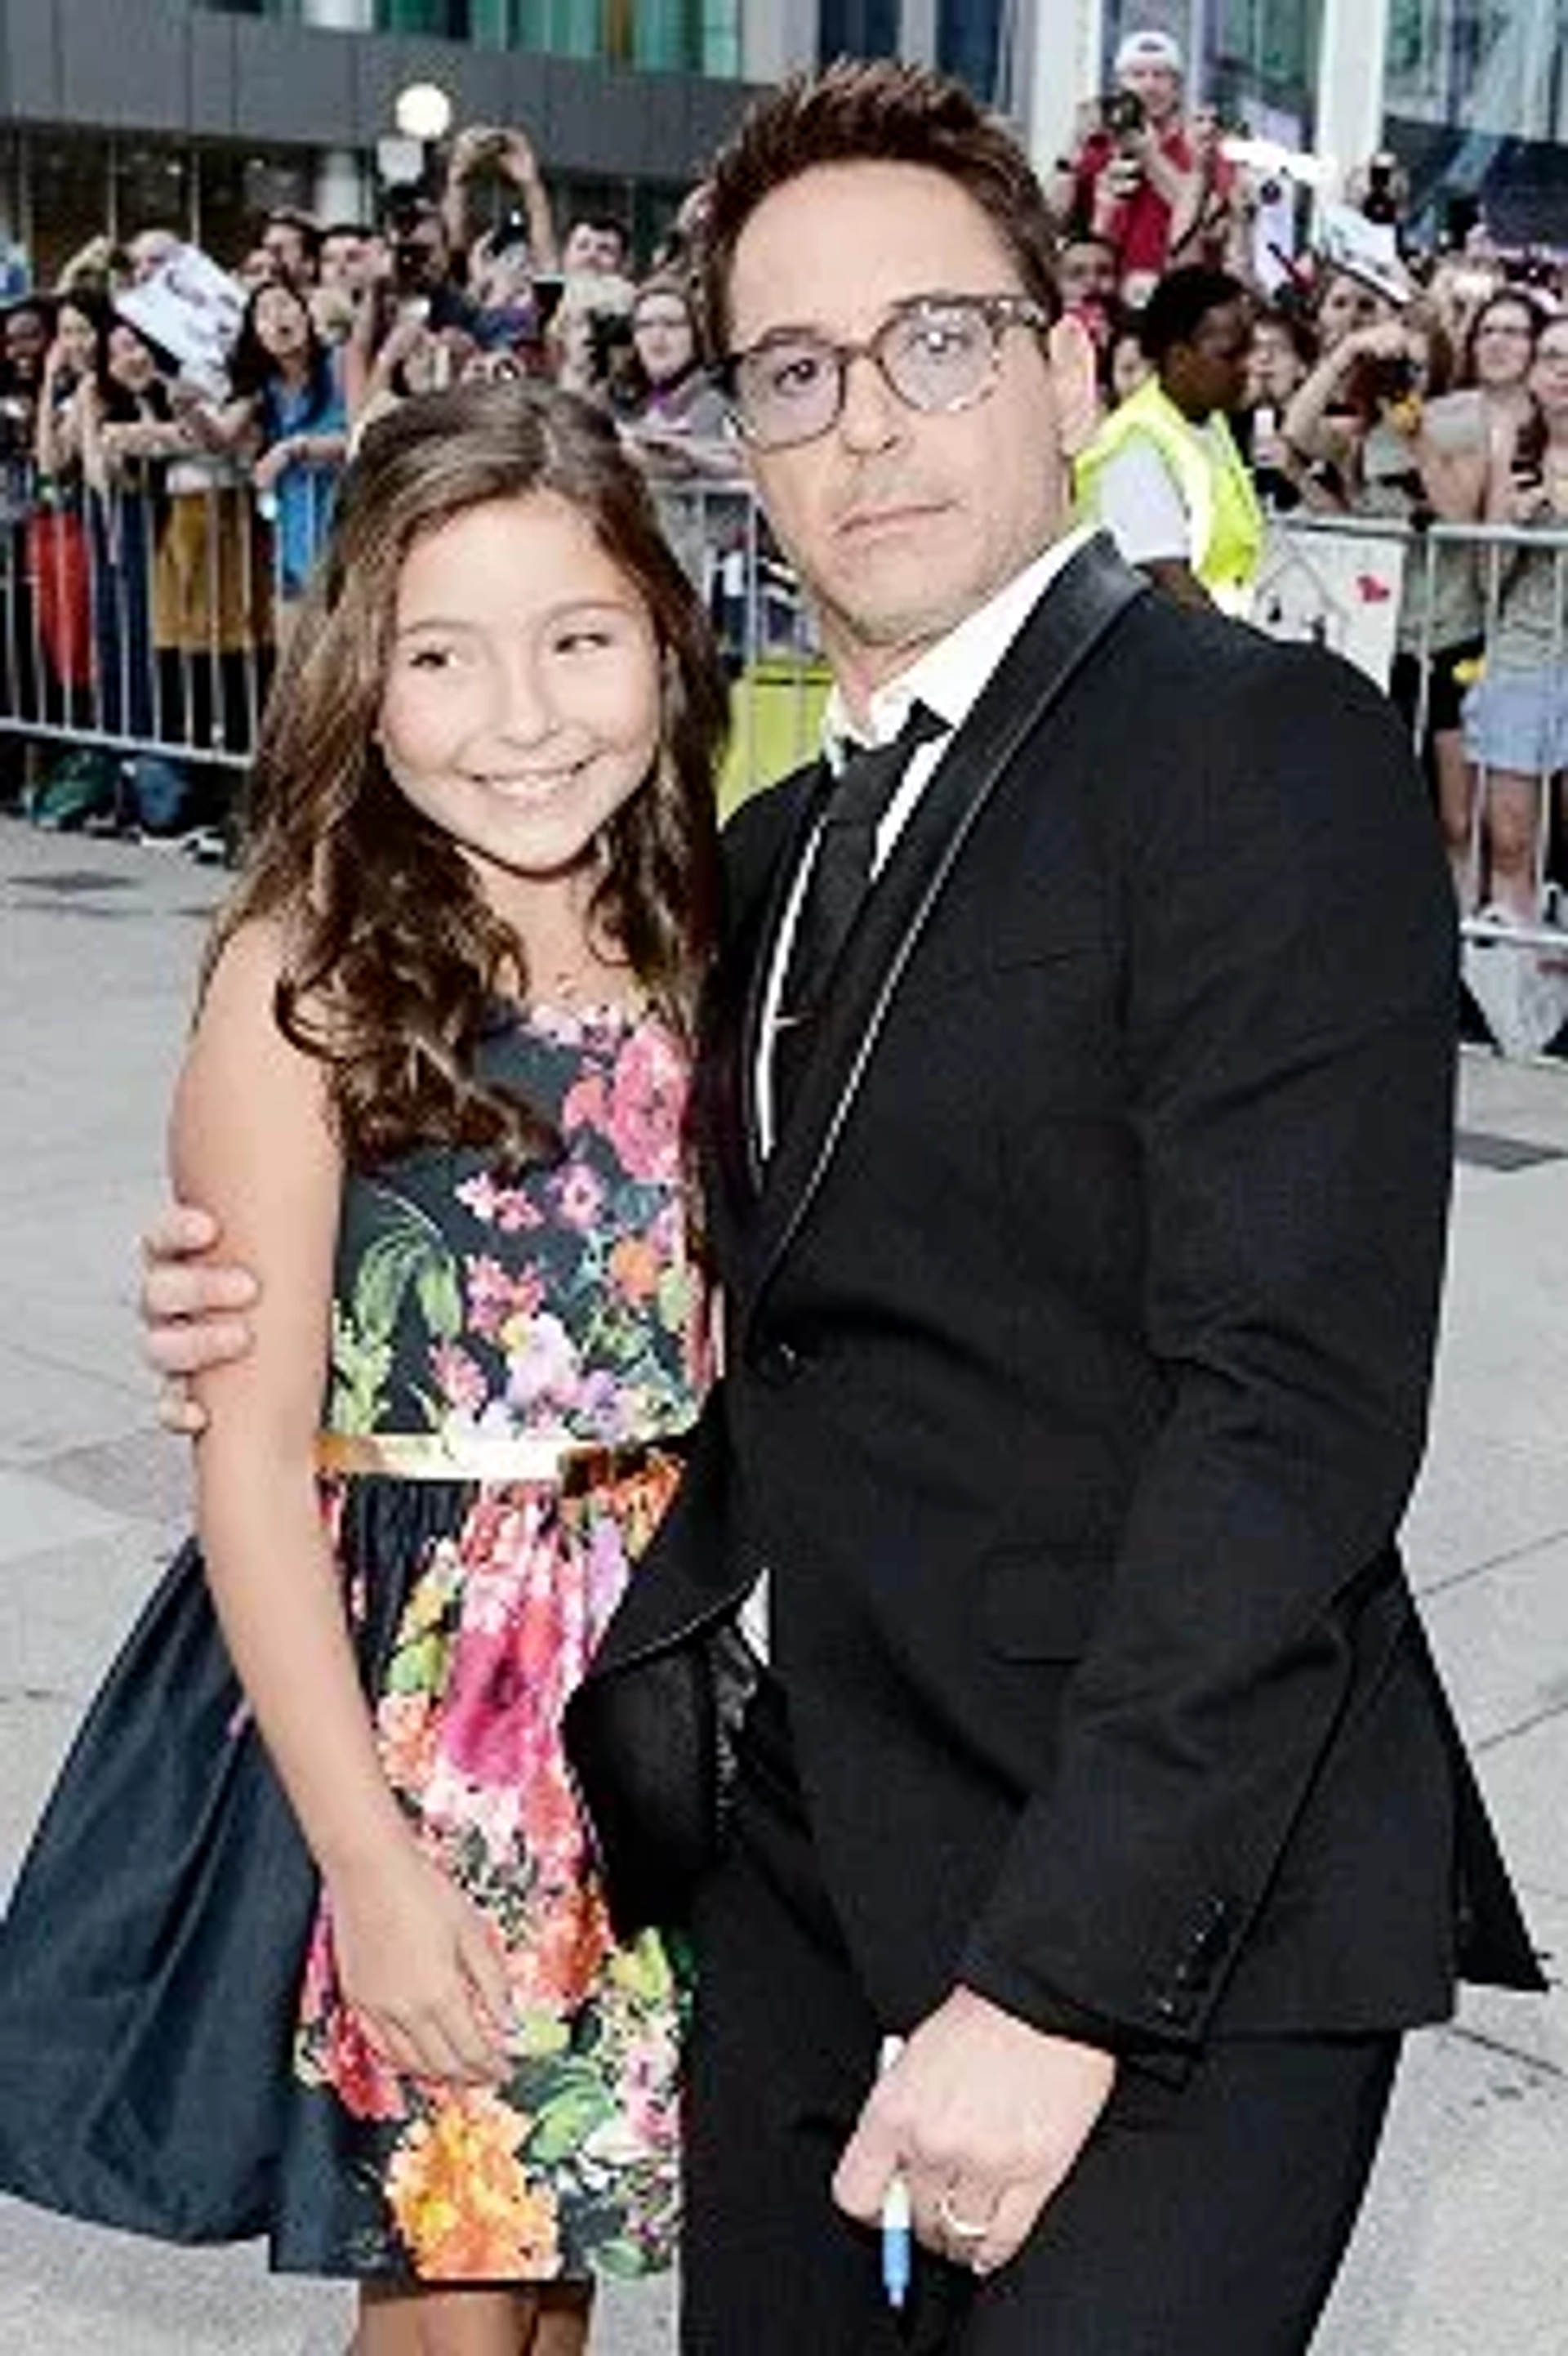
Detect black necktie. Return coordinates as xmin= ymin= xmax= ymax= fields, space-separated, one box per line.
xmin=773 ymin=701 xmax=943 ymax=1130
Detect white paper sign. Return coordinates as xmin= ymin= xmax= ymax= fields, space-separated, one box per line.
xmin=116 ymin=244 xmax=244 ymax=395
xmin=1251 ymin=520 xmax=1408 ymax=688
xmin=1314 ymin=202 xmax=1410 ymax=306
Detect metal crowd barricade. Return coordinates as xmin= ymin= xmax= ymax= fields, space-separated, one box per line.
xmin=1255 ymin=509 xmax=1568 ymax=1058
xmin=1 ymin=451 xmax=275 ymax=808
xmin=648 ymin=471 xmax=829 ymax=815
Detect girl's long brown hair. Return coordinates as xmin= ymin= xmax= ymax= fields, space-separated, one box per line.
xmin=209 ymin=382 xmax=728 ymax=1168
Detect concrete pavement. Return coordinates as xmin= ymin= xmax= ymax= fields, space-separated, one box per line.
xmin=0 ymin=814 xmax=1562 ymax=2353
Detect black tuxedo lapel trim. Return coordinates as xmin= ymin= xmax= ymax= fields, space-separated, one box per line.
xmin=738 ymin=533 xmax=1147 ymax=1327
xmin=736 ymin=766 xmax=831 ymax=1190
xmin=699 ymin=770 xmax=819 ymax=1238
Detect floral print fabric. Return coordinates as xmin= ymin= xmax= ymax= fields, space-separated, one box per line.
xmin=283 ymin=1002 xmax=707 ymax=2282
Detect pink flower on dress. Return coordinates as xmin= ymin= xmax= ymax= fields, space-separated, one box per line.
xmin=605 ymin=1025 xmax=687 ymax=1183
xmin=439 ymin=1613 xmax=558 ymax=1790
xmin=376 ymin=1689 xmax=443 ymax=1795
xmin=458 ymin=1171 xmax=545 ymax=1234
xmin=504 ymin=1311 xmax=581 ymax=1412
xmin=619 ymin=2020 xmax=683 ymax=2151
xmin=296 ymin=1908 xmax=406 ymax=2122
xmin=585 ymin=1510 xmax=634 ymax=1633
xmin=457 ymin=1172 xmax=501 ymax=1224
xmin=561 ymin=1070 xmax=609 ymax=1136
xmin=465 ymin=1256 xmax=543 ymax=1342
xmin=430 ymin=1341 xmax=488 ymax=1416
xmin=553 ymin=1164 xmax=605 ymax=1234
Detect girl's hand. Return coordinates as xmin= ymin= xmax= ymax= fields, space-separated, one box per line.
xmin=252 ymin=440 xmax=294 ymax=493
xmin=1507 ymin=471 xmax=1551 ymax=525
xmin=328 ymin=1842 xmax=514 ymax=2087
xmin=379 ymin=315 xmax=430 ymax=371
xmin=1352 ymin=319 xmax=1413 ymax=364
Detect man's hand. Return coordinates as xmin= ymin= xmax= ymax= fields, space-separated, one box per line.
xmin=832 ymin=1986 xmax=1116 ymax=2278
xmin=139 ymin=1203 xmax=259 ymax=1432
xmin=498 ymin=127 xmax=541 ymax=189
xmin=446 ymin=123 xmax=502 ymax=183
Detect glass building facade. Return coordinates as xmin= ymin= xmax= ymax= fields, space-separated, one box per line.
xmin=1098 ymin=1 xmax=1321 ymax=138
xmin=817 ymin=0 xmax=901 ymax=65
xmin=195 ymin=0 xmax=741 ymax=74
xmin=1089 ymin=0 xmax=1565 ymax=240
xmin=1383 ymin=0 xmax=1567 ymax=242
xmin=1386 ymin=0 xmax=1566 ymax=141
xmin=937 ymin=0 xmax=1009 ymax=104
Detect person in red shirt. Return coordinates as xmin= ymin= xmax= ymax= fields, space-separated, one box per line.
xmin=1054 ymin=29 xmax=1236 ymax=310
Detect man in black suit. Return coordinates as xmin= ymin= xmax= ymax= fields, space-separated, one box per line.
xmin=143 ymin=60 xmax=1539 ymax=2356
xmin=570 ymin=59 xmax=1541 ymax=2355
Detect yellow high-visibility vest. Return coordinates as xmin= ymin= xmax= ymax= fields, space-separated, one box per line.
xmin=1075 ymin=374 xmax=1264 ymax=616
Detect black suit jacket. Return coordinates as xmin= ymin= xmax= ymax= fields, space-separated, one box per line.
xmin=582 ymin=534 xmax=1543 ymax=2049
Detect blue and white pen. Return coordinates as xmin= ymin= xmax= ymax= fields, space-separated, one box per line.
xmin=878 ymin=2034 xmax=913 ymax=2312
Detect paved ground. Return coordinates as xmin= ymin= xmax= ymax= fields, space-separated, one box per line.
xmin=0 ymin=814 xmax=1562 ymax=2353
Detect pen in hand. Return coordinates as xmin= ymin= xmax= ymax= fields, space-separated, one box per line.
xmin=878 ymin=2034 xmax=912 ymax=2311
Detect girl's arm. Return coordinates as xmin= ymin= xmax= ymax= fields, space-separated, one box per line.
xmin=179 ymin=390 xmax=258 ymax=455
xmin=1480 ymin=406 xmax=1546 ymax=528
xmin=172 ymin=922 xmax=512 ymax=2085
xmin=1280 ymin=344 xmax=1354 ymax=465
xmin=1280 ymin=323 xmax=1404 ymax=466
xmin=77 ymin=379 xmax=111 ymax=498
xmin=252 ymin=422 xmax=349 ymax=493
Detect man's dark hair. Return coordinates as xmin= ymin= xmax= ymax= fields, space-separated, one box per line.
xmin=379 ymin=183 xmax=439 ymax=234
xmin=1138 ymin=265 xmax=1250 ymax=362
xmin=567 ymin=212 xmax=631 ymax=256
xmin=1253 ymin=301 xmax=1317 ymax=373
xmin=694 ymin=57 xmax=1060 ymax=357
xmin=265 ymin=207 xmax=322 ymax=262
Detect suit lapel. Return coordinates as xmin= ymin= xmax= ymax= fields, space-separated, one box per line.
xmin=737 ymin=534 xmax=1147 ymax=1324
xmin=736 ymin=769 xmax=830 ymax=1190
xmin=697 ymin=766 xmax=823 ymax=1263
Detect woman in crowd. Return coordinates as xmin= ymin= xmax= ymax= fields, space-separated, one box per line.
xmin=77 ymin=316 xmax=187 ymax=752
xmin=1242 ymin=301 xmax=1316 ymax=507
xmin=1283 ymin=302 xmax=1489 ymax=903
xmin=28 ymin=292 xmax=103 ymax=714
xmin=617 ymin=275 xmax=727 ymax=443
xmin=1457 ymin=286 xmax=1546 ymax=456
xmin=205 ymin=280 xmax=348 ymax=645
xmin=349 ymin=314 xmax=483 ymax=449
xmin=1309 ymin=265 xmax=1401 ymax=355
xmin=1463 ymin=315 xmax=1568 ymax=928
xmin=31 ymin=290 xmax=101 ymax=485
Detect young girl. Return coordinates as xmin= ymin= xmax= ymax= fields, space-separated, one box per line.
xmin=0 ymin=379 xmax=728 ymax=2355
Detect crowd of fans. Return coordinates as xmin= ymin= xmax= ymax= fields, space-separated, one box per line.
xmin=0 ymin=123 xmax=740 ymax=845
xmin=1 ymin=31 xmax=1566 ymax=1048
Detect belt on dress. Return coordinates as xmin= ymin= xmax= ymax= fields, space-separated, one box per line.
xmin=314 ymin=1430 xmax=684 ymax=1489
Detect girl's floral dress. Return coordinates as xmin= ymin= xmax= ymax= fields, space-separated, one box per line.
xmin=268 ymin=999 xmax=709 ymax=2282
xmin=0 ymin=1002 xmax=705 ymax=2267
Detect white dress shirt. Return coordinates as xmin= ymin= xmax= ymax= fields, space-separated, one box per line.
xmin=739 ymin=527 xmax=1094 ymax=1655
xmin=753 ymin=526 xmax=1094 ymax=1158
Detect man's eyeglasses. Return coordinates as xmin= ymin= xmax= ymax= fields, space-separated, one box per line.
xmin=719 ymin=292 xmax=1049 ymax=451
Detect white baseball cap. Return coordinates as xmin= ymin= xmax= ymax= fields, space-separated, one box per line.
xmin=1114 ymin=29 xmax=1184 ymax=75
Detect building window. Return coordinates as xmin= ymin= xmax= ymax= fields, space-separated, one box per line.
xmin=938 ymin=0 xmax=1005 ymax=103
xmin=1387 ymin=0 xmax=1566 ymax=140
xmin=818 ymin=0 xmax=900 ymax=65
